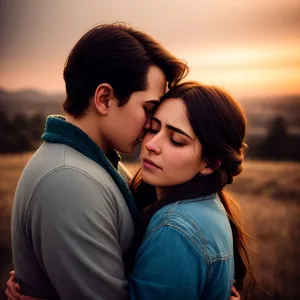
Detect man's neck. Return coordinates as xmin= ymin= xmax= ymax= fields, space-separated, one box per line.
xmin=65 ymin=114 xmax=110 ymax=154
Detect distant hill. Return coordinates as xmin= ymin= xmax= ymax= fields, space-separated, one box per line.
xmin=0 ymin=87 xmax=299 ymax=131
xmin=240 ymin=95 xmax=300 ymax=129
xmin=0 ymin=88 xmax=65 ymax=118
xmin=0 ymin=88 xmax=299 ymax=159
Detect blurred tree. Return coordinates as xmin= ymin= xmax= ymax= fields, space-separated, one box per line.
xmin=0 ymin=110 xmax=17 ymax=152
xmin=0 ymin=110 xmax=46 ymax=153
xmin=258 ymin=116 xmax=291 ymax=160
xmin=14 ymin=113 xmax=29 ymax=129
xmin=29 ymin=113 xmax=45 ymax=140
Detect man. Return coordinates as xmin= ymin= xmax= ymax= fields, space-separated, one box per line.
xmin=9 ymin=23 xmax=187 ymax=300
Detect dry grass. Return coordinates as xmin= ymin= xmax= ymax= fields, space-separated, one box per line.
xmin=0 ymin=154 xmax=299 ymax=299
xmin=0 ymin=153 xmax=34 ymax=245
xmin=231 ymin=160 xmax=300 ymax=201
xmin=0 ymin=152 xmax=34 ymax=299
xmin=235 ymin=194 xmax=300 ymax=298
xmin=227 ymin=161 xmax=300 ymax=299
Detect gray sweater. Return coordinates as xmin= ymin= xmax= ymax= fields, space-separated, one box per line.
xmin=11 ymin=142 xmax=135 ymax=299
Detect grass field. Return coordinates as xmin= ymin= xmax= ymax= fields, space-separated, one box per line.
xmin=0 ymin=153 xmax=300 ymax=299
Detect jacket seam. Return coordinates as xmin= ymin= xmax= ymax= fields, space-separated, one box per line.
xmin=142 ymin=223 xmax=211 ymax=285
xmin=143 ymin=202 xmax=180 ymax=240
xmin=170 ymin=211 xmax=232 ymax=260
xmin=143 ymin=220 xmax=212 ymax=283
xmin=143 ymin=221 xmax=169 ymax=241
xmin=166 ymin=223 xmax=210 ymax=272
xmin=168 ymin=211 xmax=212 ymax=281
xmin=166 ymin=202 xmax=179 ymax=223
xmin=144 ymin=207 xmax=233 ymax=281
xmin=178 ymin=194 xmax=216 ymax=204
xmin=210 ymin=252 xmax=233 ymax=263
xmin=168 ymin=212 xmax=211 ymax=260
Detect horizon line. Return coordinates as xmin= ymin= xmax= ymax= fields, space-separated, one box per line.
xmin=1 ymin=86 xmax=300 ymax=100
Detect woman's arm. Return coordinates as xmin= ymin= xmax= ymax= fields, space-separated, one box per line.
xmin=6 ymin=270 xmax=241 ymax=300
xmin=5 ymin=271 xmax=20 ymax=300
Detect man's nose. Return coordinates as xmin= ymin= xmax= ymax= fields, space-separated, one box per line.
xmin=144 ymin=117 xmax=151 ymax=131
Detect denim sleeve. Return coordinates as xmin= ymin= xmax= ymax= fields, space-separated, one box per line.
xmin=128 ymin=224 xmax=207 ymax=300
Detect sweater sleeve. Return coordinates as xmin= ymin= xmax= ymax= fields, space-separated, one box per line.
xmin=128 ymin=224 xmax=208 ymax=300
xmin=25 ymin=167 xmax=127 ymax=300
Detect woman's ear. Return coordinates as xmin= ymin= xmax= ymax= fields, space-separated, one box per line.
xmin=93 ymin=83 xmax=114 ymax=116
xmin=199 ymin=158 xmax=222 ymax=176
xmin=199 ymin=166 xmax=214 ymax=176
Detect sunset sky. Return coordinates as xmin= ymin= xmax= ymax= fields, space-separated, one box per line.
xmin=0 ymin=0 xmax=299 ymax=98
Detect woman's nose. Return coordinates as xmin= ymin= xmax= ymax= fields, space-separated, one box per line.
xmin=145 ymin=135 xmax=161 ymax=154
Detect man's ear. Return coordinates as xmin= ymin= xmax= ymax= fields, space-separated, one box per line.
xmin=93 ymin=83 xmax=114 ymax=116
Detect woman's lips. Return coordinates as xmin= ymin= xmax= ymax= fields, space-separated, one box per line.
xmin=143 ymin=158 xmax=161 ymax=170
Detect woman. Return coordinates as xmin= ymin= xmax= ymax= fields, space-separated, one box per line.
xmin=125 ymin=82 xmax=253 ymax=299
xmin=6 ymin=82 xmax=249 ymax=299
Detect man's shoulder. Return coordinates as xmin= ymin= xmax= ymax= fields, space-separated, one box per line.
xmin=26 ymin=142 xmax=117 ymax=189
xmin=15 ymin=143 xmax=125 ymax=214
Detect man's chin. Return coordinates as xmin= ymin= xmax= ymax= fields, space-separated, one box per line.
xmin=117 ymin=145 xmax=135 ymax=155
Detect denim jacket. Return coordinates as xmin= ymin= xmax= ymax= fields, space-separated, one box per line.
xmin=129 ymin=193 xmax=234 ymax=300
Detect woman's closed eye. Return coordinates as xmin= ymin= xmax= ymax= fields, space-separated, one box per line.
xmin=148 ymin=128 xmax=159 ymax=134
xmin=148 ymin=127 xmax=185 ymax=147
xmin=170 ymin=139 xmax=184 ymax=147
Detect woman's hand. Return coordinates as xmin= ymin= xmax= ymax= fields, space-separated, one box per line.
xmin=230 ymin=284 xmax=241 ymax=300
xmin=5 ymin=270 xmax=20 ymax=300
xmin=5 ymin=270 xmax=241 ymax=300
xmin=5 ymin=270 xmax=42 ymax=300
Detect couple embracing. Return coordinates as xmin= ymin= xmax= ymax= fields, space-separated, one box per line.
xmin=6 ymin=23 xmax=253 ymax=300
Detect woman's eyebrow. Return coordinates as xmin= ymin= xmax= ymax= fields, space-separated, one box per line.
xmin=152 ymin=117 xmax=193 ymax=140
xmin=152 ymin=117 xmax=161 ymax=125
xmin=167 ymin=124 xmax=193 ymax=140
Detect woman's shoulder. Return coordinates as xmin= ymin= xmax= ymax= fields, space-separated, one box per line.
xmin=146 ymin=194 xmax=233 ymax=261
xmin=148 ymin=194 xmax=227 ymax=230
xmin=175 ymin=194 xmax=230 ymax=228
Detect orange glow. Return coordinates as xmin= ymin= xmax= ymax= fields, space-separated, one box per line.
xmin=1 ymin=0 xmax=299 ymax=98
xmin=2 ymin=41 xmax=299 ymax=98
xmin=180 ymin=41 xmax=300 ymax=97
xmin=187 ymin=66 xmax=300 ymax=96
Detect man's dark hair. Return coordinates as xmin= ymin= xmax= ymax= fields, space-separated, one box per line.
xmin=63 ymin=23 xmax=188 ymax=117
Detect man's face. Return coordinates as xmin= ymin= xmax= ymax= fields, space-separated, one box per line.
xmin=103 ymin=65 xmax=166 ymax=154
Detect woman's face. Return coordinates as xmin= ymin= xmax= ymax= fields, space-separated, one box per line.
xmin=141 ymin=97 xmax=206 ymax=187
